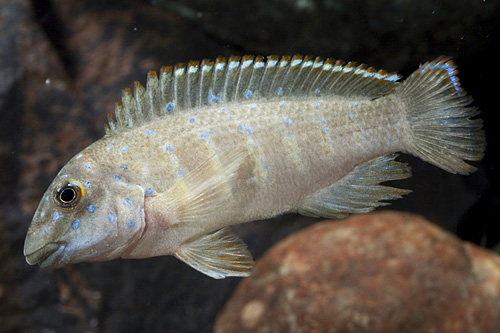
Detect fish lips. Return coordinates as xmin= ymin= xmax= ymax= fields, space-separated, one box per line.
xmin=25 ymin=243 xmax=66 ymax=268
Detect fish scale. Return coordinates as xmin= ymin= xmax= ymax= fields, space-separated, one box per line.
xmin=24 ymin=55 xmax=485 ymax=279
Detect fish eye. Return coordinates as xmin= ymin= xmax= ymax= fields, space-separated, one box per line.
xmin=54 ymin=182 xmax=83 ymax=208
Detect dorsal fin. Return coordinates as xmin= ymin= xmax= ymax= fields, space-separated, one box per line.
xmin=105 ymin=55 xmax=401 ymax=134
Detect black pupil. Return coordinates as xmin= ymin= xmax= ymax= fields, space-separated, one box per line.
xmin=60 ymin=187 xmax=76 ymax=203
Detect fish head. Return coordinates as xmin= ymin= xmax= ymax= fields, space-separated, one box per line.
xmin=24 ymin=156 xmax=146 ymax=268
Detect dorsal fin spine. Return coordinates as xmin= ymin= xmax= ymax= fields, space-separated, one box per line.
xmin=210 ymin=57 xmax=226 ymax=104
xmin=286 ymin=55 xmax=307 ymax=95
xmin=309 ymin=58 xmax=334 ymax=96
xmin=303 ymin=57 xmax=325 ymax=95
xmin=120 ymin=88 xmax=134 ymax=127
xmin=146 ymin=71 xmax=159 ymax=119
xmin=234 ymin=55 xmax=254 ymax=102
xmin=268 ymin=56 xmax=291 ymax=98
xmin=188 ymin=61 xmax=200 ymax=108
xmin=134 ymin=81 xmax=146 ymax=123
xmin=224 ymin=56 xmax=241 ymax=102
xmin=258 ymin=55 xmax=279 ymax=98
xmin=244 ymin=56 xmax=265 ymax=100
xmin=294 ymin=56 xmax=318 ymax=95
xmin=159 ymin=66 xmax=173 ymax=113
xmin=276 ymin=55 xmax=300 ymax=96
xmin=173 ymin=63 xmax=186 ymax=112
xmin=199 ymin=59 xmax=212 ymax=107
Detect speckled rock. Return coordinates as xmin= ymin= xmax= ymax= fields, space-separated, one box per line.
xmin=215 ymin=211 xmax=500 ymax=333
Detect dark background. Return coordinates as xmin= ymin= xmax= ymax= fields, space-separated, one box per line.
xmin=1 ymin=0 xmax=499 ymax=331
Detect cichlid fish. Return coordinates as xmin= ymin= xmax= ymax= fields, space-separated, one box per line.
xmin=24 ymin=55 xmax=485 ymax=279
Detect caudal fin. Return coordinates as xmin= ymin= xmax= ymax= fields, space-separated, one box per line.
xmin=397 ymin=58 xmax=486 ymax=174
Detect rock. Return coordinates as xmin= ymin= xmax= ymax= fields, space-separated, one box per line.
xmin=215 ymin=211 xmax=500 ymax=333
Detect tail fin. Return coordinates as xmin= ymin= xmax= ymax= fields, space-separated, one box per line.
xmin=397 ymin=58 xmax=485 ymax=174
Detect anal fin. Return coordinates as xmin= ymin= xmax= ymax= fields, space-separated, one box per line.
xmin=175 ymin=228 xmax=254 ymax=279
xmin=299 ymin=154 xmax=412 ymax=218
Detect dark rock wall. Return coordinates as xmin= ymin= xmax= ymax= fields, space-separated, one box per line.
xmin=0 ymin=0 xmax=498 ymax=332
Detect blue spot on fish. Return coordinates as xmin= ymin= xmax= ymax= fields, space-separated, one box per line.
xmin=145 ymin=188 xmax=154 ymax=196
xmin=145 ymin=129 xmax=154 ymax=135
xmin=280 ymin=101 xmax=286 ymax=107
xmin=108 ymin=213 xmax=117 ymax=223
xmin=285 ymin=118 xmax=292 ymax=126
xmin=114 ymin=174 xmax=121 ymax=181
xmin=120 ymin=164 xmax=128 ymax=170
xmin=127 ymin=220 xmax=135 ymax=229
xmin=200 ymin=132 xmax=209 ymax=140
xmin=321 ymin=127 xmax=329 ymax=133
xmin=53 ymin=212 xmax=61 ymax=221
xmin=165 ymin=144 xmax=174 ymax=152
xmin=123 ymin=198 xmax=132 ymax=206
xmin=238 ymin=123 xmax=253 ymax=135
xmin=165 ymin=102 xmax=175 ymax=112
xmin=71 ymin=219 xmax=80 ymax=230
xmin=178 ymin=168 xmax=184 ymax=177
xmin=84 ymin=181 xmax=92 ymax=188
xmin=88 ymin=204 xmax=95 ymax=213
xmin=250 ymin=104 xmax=257 ymax=110
xmin=121 ymin=146 xmax=129 ymax=152
xmin=85 ymin=163 xmax=92 ymax=171
xmin=106 ymin=145 xmax=113 ymax=151
xmin=208 ymin=92 xmax=218 ymax=103
xmin=348 ymin=112 xmax=355 ymax=121
xmin=244 ymin=89 xmax=253 ymax=99
xmin=220 ymin=107 xmax=227 ymax=113
xmin=189 ymin=117 xmax=196 ymax=123
xmin=277 ymin=87 xmax=283 ymax=96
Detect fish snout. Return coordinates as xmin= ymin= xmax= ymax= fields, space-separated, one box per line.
xmin=24 ymin=243 xmax=66 ymax=268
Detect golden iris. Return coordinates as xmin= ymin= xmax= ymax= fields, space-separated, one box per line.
xmin=54 ymin=182 xmax=83 ymax=208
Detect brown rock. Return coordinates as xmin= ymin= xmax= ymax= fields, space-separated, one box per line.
xmin=215 ymin=211 xmax=500 ymax=333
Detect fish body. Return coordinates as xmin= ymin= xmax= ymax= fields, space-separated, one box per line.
xmin=24 ymin=55 xmax=485 ymax=278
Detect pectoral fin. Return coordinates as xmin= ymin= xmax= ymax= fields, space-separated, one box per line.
xmin=175 ymin=228 xmax=254 ymax=279
xmin=151 ymin=148 xmax=247 ymax=224
xmin=299 ymin=154 xmax=412 ymax=218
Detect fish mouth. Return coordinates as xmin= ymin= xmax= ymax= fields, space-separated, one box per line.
xmin=25 ymin=243 xmax=66 ymax=268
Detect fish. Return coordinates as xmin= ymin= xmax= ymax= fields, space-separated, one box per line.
xmin=24 ymin=55 xmax=485 ymax=279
